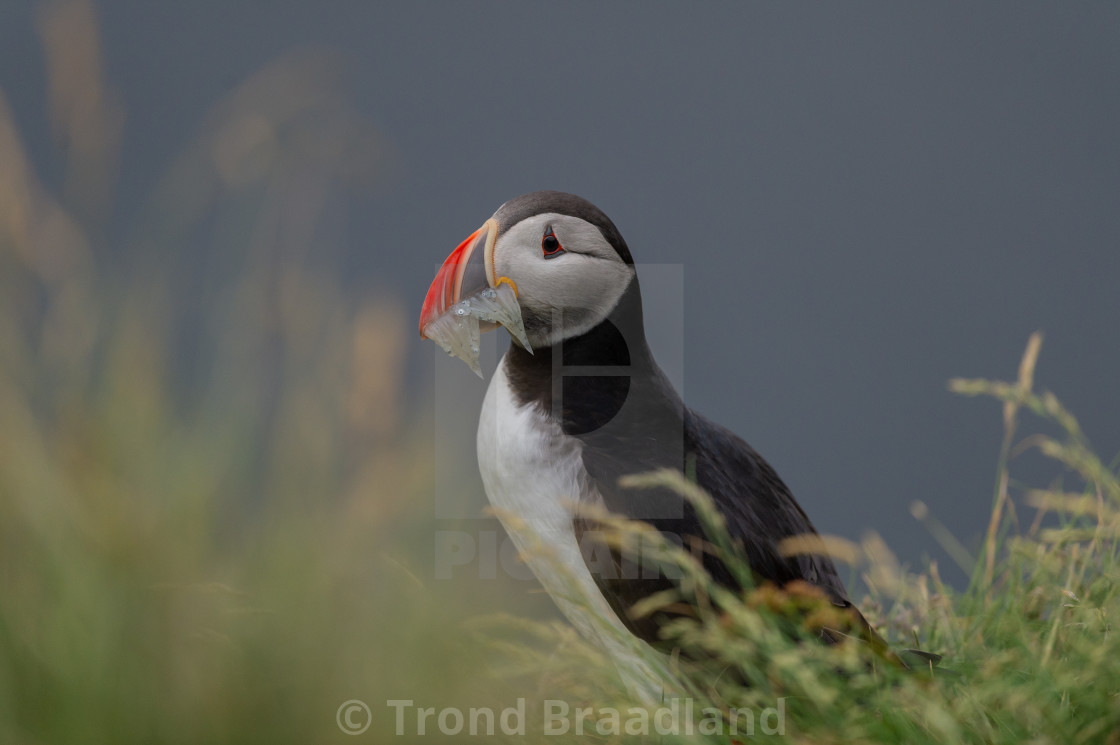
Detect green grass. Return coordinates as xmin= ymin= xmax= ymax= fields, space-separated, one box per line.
xmin=476 ymin=334 xmax=1120 ymax=743
xmin=2 ymin=5 xmax=1119 ymax=743
xmin=1 ymin=10 xmax=529 ymax=742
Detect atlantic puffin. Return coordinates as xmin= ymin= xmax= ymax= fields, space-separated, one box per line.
xmin=420 ymin=191 xmax=930 ymax=686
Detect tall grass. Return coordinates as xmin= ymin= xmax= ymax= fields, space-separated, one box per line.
xmin=2 ymin=3 xmax=1117 ymax=743
xmin=480 ymin=331 xmax=1119 ymax=743
xmin=0 ymin=4 xmax=529 ymax=743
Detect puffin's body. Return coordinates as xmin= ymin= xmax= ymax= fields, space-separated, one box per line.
xmin=421 ymin=191 xmax=909 ymax=686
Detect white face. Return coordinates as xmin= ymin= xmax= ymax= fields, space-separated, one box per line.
xmin=491 ymin=212 xmax=635 ymax=348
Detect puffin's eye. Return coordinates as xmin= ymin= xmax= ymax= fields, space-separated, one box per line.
xmin=541 ymin=226 xmax=564 ymax=259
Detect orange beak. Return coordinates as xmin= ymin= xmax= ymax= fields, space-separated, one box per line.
xmin=419 ymin=219 xmax=498 ymax=337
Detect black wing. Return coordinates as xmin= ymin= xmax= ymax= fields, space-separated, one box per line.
xmin=575 ymin=393 xmax=869 ymax=649
xmin=682 ymin=408 xmax=850 ymax=603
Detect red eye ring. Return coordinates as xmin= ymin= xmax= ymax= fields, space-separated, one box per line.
xmin=541 ymin=226 xmax=564 ymax=259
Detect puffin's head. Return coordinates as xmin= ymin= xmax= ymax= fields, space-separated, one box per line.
xmin=420 ymin=191 xmax=636 ymax=349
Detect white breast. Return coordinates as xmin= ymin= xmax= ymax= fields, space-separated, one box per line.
xmin=477 ymin=356 xmax=667 ymax=700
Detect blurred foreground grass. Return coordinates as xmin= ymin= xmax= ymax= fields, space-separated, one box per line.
xmin=0 ymin=4 xmax=532 ymax=743
xmin=2 ymin=3 xmax=1118 ymax=744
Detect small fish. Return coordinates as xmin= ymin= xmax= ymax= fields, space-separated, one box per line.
xmin=421 ymin=283 xmax=530 ymax=377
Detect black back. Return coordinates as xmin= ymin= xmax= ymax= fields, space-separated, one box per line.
xmin=501 ymin=232 xmax=862 ymax=650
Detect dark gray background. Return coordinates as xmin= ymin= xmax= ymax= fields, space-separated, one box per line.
xmin=3 ymin=1 xmax=1117 ymax=587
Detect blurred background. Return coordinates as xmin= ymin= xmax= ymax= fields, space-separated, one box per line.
xmin=0 ymin=1 xmax=1117 ymax=741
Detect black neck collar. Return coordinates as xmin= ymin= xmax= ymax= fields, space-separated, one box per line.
xmin=503 ymin=280 xmax=668 ymax=436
